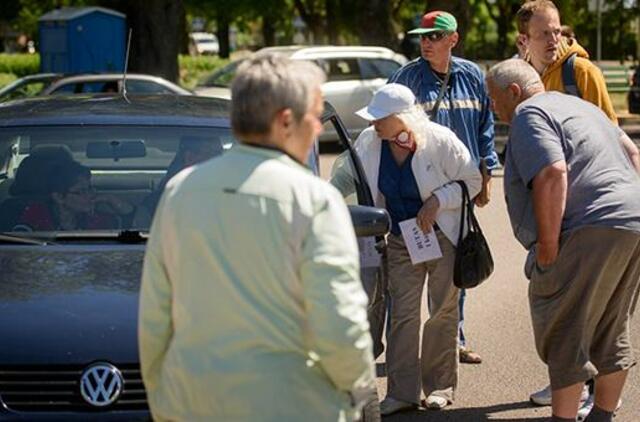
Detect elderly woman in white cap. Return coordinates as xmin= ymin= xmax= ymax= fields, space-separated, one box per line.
xmin=341 ymin=83 xmax=481 ymax=414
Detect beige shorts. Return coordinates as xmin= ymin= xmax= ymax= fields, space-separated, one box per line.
xmin=528 ymin=226 xmax=640 ymax=390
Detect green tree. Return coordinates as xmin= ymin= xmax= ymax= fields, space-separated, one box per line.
xmin=425 ymin=0 xmax=472 ymax=54
xmin=186 ymin=0 xmax=256 ymax=57
xmin=14 ymin=0 xmax=89 ymax=40
xmin=100 ymin=0 xmax=185 ymax=82
xmin=293 ymin=0 xmax=326 ymax=43
xmin=482 ymin=0 xmax=521 ymax=59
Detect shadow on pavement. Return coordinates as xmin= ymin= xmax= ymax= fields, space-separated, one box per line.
xmin=382 ymin=400 xmax=549 ymax=421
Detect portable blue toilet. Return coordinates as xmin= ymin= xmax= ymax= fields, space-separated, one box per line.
xmin=38 ymin=7 xmax=126 ymax=74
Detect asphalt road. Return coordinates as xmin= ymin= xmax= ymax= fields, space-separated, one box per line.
xmin=318 ymin=157 xmax=640 ymax=421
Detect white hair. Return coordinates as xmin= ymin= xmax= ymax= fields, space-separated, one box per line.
xmin=395 ymin=105 xmax=430 ymax=146
xmin=486 ymin=58 xmax=544 ymax=93
xmin=231 ymin=53 xmax=326 ymax=138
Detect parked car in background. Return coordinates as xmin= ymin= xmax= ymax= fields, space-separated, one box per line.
xmin=195 ymin=45 xmax=408 ymax=140
xmin=188 ymin=32 xmax=220 ymax=56
xmin=0 ymin=73 xmax=63 ymax=102
xmin=0 ymin=94 xmax=388 ymax=419
xmin=42 ymin=73 xmax=192 ymax=96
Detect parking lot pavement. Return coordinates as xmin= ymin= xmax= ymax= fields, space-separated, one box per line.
xmin=319 ymin=154 xmax=639 ymax=421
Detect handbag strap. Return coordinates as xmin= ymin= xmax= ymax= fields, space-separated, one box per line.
xmin=456 ymin=181 xmax=484 ymax=245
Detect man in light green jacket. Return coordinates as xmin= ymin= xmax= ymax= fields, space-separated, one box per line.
xmin=139 ymin=54 xmax=376 ymax=421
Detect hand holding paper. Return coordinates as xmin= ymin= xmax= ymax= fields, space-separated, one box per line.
xmin=399 ymin=218 xmax=443 ymax=265
xmin=417 ymin=195 xmax=439 ymax=232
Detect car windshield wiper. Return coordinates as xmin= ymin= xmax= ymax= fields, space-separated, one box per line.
xmin=0 ymin=232 xmax=51 ymax=246
xmin=52 ymin=230 xmax=149 ymax=244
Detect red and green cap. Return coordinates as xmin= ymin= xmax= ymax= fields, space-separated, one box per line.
xmin=408 ymin=11 xmax=458 ymax=35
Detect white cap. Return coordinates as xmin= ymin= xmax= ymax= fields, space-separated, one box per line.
xmin=355 ymin=83 xmax=416 ymax=121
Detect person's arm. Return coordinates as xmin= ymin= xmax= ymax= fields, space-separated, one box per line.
xmin=477 ymin=75 xmax=500 ymax=171
xmin=618 ymin=128 xmax=640 ymax=173
xmin=329 ymin=151 xmax=357 ymax=197
xmin=138 ymin=195 xmax=173 ymax=404
xmin=418 ymin=132 xmax=482 ymax=232
xmin=509 ymin=106 xmax=567 ymax=262
xmin=474 ymin=159 xmax=492 ymax=207
xmin=300 ymin=187 xmax=375 ymax=401
xmin=475 ymin=75 xmax=499 ymax=207
xmin=531 ymin=161 xmax=567 ymax=266
xmin=329 ymin=128 xmax=373 ymax=197
xmin=94 ymin=193 xmax=134 ymax=215
xmin=431 ymin=132 xmax=483 ymax=209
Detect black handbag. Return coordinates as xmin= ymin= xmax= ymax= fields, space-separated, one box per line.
xmin=453 ymin=181 xmax=494 ymax=289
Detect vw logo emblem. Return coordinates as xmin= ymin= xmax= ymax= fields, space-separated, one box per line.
xmin=79 ymin=362 xmax=124 ymax=407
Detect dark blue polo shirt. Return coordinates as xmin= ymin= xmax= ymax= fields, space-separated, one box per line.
xmin=378 ymin=141 xmax=423 ymax=235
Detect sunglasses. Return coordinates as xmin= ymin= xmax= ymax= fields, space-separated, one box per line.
xmin=420 ymin=31 xmax=450 ymax=42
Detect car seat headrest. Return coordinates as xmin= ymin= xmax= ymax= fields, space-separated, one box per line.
xmin=9 ymin=145 xmax=74 ymax=196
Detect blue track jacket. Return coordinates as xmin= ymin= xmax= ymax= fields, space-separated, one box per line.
xmin=389 ymin=56 xmax=499 ymax=170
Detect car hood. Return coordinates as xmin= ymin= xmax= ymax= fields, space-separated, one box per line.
xmin=0 ymin=244 xmax=144 ymax=365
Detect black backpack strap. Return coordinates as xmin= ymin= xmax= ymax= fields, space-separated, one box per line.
xmin=430 ymin=62 xmax=451 ymax=119
xmin=562 ymin=53 xmax=582 ymax=98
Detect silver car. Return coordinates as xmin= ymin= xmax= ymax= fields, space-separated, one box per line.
xmin=41 ymin=73 xmax=192 ymax=96
xmin=195 ymin=46 xmax=407 ymax=141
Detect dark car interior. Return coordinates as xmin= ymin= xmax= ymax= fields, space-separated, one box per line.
xmin=0 ymin=127 xmax=233 ymax=232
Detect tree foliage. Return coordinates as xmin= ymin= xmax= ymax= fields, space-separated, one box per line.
xmin=1 ymin=0 xmax=639 ymax=65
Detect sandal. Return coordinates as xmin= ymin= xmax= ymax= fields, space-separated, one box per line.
xmin=459 ymin=347 xmax=482 ymax=364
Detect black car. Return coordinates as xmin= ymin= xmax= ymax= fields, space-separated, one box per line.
xmin=0 ymin=95 xmax=388 ymax=419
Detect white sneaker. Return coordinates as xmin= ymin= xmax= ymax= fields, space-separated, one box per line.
xmin=529 ymin=384 xmax=590 ymax=406
xmin=379 ymin=396 xmax=416 ymax=416
xmin=424 ymin=394 xmax=449 ymax=410
xmin=577 ymin=395 xmax=594 ymax=422
xmin=576 ymin=395 xmax=623 ymax=422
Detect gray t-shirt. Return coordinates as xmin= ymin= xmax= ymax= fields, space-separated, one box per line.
xmin=504 ymin=91 xmax=640 ymax=250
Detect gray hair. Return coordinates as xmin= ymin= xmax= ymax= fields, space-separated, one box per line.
xmin=231 ymin=53 xmax=326 ymax=138
xmin=396 ymin=105 xmax=430 ymax=147
xmin=486 ymin=59 xmax=544 ymax=93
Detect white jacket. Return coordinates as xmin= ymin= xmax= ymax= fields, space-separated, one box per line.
xmin=353 ymin=124 xmax=482 ymax=246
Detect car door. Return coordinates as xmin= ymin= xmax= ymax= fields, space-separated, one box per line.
xmin=320 ymin=103 xmax=388 ymax=359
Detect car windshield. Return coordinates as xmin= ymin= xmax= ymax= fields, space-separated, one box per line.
xmin=200 ymin=61 xmax=242 ymax=88
xmin=0 ymin=125 xmax=235 ymax=235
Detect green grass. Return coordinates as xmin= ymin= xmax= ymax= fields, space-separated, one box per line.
xmin=178 ymin=55 xmax=230 ymax=90
xmin=0 ymin=73 xmax=17 ymax=88
xmin=0 ymin=54 xmax=39 ymax=77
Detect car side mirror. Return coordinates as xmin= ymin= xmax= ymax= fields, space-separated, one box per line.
xmin=348 ymin=205 xmax=390 ymax=237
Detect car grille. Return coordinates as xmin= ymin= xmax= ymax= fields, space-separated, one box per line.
xmin=0 ymin=363 xmax=147 ymax=412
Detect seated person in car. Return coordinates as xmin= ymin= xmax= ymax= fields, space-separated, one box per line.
xmin=14 ymin=161 xmax=133 ymax=231
xmin=133 ymin=136 xmax=222 ymax=227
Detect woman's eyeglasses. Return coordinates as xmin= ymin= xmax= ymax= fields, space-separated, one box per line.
xmin=420 ymin=31 xmax=450 ymax=42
